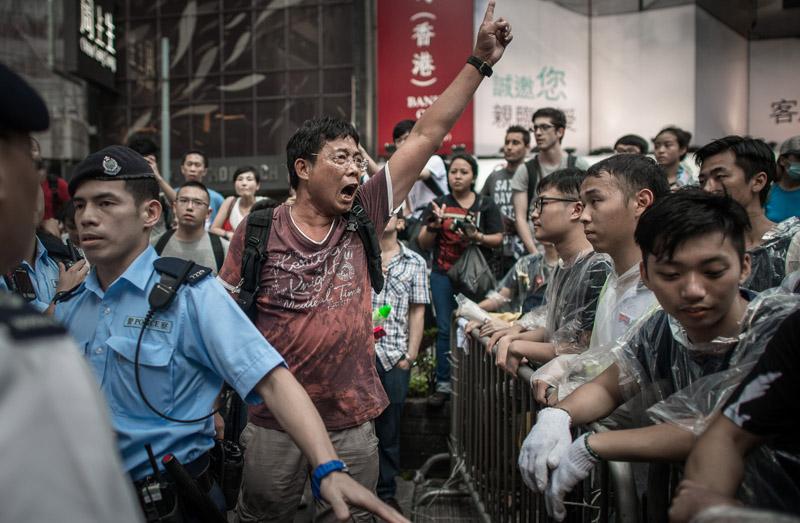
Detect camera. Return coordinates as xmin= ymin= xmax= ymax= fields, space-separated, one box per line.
xmin=450 ymin=215 xmax=476 ymax=235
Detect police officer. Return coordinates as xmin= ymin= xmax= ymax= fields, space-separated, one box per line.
xmin=54 ymin=145 xmax=405 ymax=522
xmin=0 ymin=63 xmax=142 ymax=522
xmin=0 ymin=186 xmax=89 ymax=311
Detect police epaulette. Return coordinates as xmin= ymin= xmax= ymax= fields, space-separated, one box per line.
xmin=154 ymin=257 xmax=212 ymax=285
xmin=0 ymin=295 xmax=67 ymax=341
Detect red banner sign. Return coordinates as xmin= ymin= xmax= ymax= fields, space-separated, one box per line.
xmin=377 ymin=0 xmax=475 ymax=156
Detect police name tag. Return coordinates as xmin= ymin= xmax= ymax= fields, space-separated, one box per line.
xmin=125 ymin=316 xmax=173 ymax=333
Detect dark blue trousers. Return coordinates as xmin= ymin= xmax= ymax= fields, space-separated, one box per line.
xmin=375 ymin=358 xmax=411 ymax=500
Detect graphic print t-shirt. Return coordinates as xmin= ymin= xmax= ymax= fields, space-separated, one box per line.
xmin=218 ymin=169 xmax=392 ymax=430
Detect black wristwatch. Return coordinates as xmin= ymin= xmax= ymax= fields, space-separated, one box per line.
xmin=51 ymin=284 xmax=82 ymax=305
xmin=51 ymin=289 xmax=75 ymax=304
xmin=466 ymin=56 xmax=493 ymax=77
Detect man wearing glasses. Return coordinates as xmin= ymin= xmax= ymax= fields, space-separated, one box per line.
xmin=485 ymin=168 xmax=609 ymax=378
xmin=511 ymin=107 xmax=590 ymax=255
xmin=150 ymin=181 xmax=228 ymax=275
xmin=217 ymin=2 xmax=513 ymax=520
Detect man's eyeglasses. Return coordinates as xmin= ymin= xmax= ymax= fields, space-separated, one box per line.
xmin=531 ymin=196 xmax=578 ymax=213
xmin=176 ymin=197 xmax=209 ymax=208
xmin=530 ymin=124 xmax=555 ymax=132
xmin=311 ymin=152 xmax=368 ymax=173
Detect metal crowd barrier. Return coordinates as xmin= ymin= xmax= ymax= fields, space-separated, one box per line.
xmin=412 ymin=318 xmax=639 ymax=522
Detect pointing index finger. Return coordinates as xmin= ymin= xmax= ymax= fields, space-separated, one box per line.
xmin=483 ymin=0 xmax=496 ymax=23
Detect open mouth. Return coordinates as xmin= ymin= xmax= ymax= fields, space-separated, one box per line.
xmin=339 ymin=183 xmax=358 ymax=199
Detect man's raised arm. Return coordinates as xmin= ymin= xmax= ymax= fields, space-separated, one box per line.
xmin=387 ymin=0 xmax=513 ymax=209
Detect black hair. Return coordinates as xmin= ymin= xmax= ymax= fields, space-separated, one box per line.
xmin=532 ymin=108 xmax=567 ymax=130
xmin=233 ymin=165 xmax=260 ymax=184
xmin=448 ymin=153 xmax=479 ymax=191
xmin=127 ymin=135 xmax=159 ymax=160
xmin=57 ymin=199 xmax=76 ymax=226
xmin=614 ymin=134 xmax=649 ymax=155
xmin=392 ymin=119 xmax=416 ymax=142
xmin=586 ymin=154 xmax=670 ymax=201
xmin=181 ymin=149 xmax=209 ymax=168
xmin=694 ymin=136 xmax=776 ymax=206
xmin=0 ymin=127 xmax=28 ymax=144
xmin=125 ymin=178 xmax=160 ymax=206
xmin=636 ymin=187 xmax=750 ymax=269
xmin=654 ymin=126 xmax=692 ymax=160
xmin=506 ymin=125 xmax=531 ymax=146
xmin=537 ymin=167 xmax=586 ymax=199
xmin=176 ymin=180 xmax=210 ymax=201
xmin=286 ymin=116 xmax=360 ymax=190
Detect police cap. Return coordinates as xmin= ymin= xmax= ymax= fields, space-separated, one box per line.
xmin=69 ymin=145 xmax=155 ymax=196
xmin=0 ymin=63 xmax=49 ymax=133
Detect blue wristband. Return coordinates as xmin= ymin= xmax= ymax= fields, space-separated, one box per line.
xmin=311 ymin=460 xmax=349 ymax=501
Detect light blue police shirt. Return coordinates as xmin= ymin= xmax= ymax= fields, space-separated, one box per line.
xmin=55 ymin=246 xmax=285 ymax=480
xmin=0 ymin=236 xmax=60 ymax=312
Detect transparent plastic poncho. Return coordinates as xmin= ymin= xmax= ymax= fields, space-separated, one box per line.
xmin=684 ymin=443 xmax=800 ymax=517
xmin=531 ymin=266 xmax=659 ymax=399
xmin=588 ymin=264 xmax=656 ymax=351
xmin=642 ymin=289 xmax=800 ymax=433
xmin=487 ymin=252 xmax=556 ymax=314
xmin=744 ymin=217 xmax=800 ymax=292
xmin=781 ymin=270 xmax=800 ymax=294
xmin=526 ymin=249 xmax=611 ymax=355
xmin=539 ymin=306 xmax=662 ymax=402
xmin=643 ymin=290 xmax=800 ymax=514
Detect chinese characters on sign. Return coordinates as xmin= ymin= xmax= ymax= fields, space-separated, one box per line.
xmin=79 ymin=0 xmax=117 ymax=73
xmin=491 ymin=67 xmax=567 ymax=101
xmin=412 ymin=21 xmax=436 ymax=46
xmin=491 ymin=104 xmax=576 ymax=130
xmin=489 ymin=66 xmax=573 ymax=130
xmin=409 ymin=13 xmax=437 ymax=88
xmin=770 ymin=99 xmax=798 ymax=125
xmin=377 ymin=0 xmax=474 ymax=154
xmin=536 ymin=66 xmax=566 ymax=101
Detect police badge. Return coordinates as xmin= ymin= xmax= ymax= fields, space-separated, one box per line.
xmin=102 ymin=156 xmax=122 ymax=176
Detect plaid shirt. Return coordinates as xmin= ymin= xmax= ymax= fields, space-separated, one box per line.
xmin=373 ymin=242 xmax=430 ymax=371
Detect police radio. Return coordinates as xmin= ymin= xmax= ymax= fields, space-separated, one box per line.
xmin=136 ymin=258 xmax=244 ymax=517
xmin=135 ymin=259 xmax=220 ymax=424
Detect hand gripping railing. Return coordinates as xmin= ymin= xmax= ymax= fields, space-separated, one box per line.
xmin=429 ymin=316 xmax=639 ymax=522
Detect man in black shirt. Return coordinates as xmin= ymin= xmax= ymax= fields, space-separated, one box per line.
xmin=481 ymin=125 xmax=530 ymax=275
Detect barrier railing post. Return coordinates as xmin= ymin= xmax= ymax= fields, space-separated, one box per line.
xmin=431 ymin=316 xmax=642 ymax=522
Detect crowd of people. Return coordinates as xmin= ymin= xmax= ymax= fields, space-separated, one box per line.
xmin=1 ymin=2 xmax=799 ymax=522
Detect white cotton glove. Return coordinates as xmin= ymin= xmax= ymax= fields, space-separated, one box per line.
xmin=517 ymin=407 xmax=572 ymax=492
xmin=544 ymin=433 xmax=599 ymax=521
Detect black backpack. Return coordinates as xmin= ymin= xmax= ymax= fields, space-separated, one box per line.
xmin=235 ymin=194 xmax=384 ymax=318
xmin=154 ymin=229 xmax=226 ymax=273
xmin=525 ymin=154 xmax=578 ymax=206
